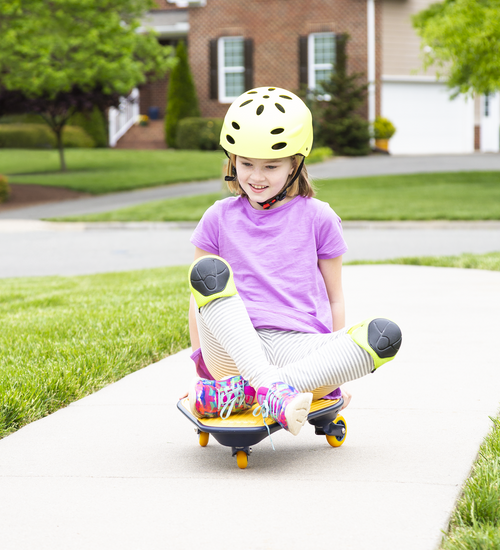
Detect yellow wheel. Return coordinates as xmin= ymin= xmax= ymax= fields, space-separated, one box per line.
xmin=236 ymin=450 xmax=248 ymax=469
xmin=326 ymin=415 xmax=347 ymax=448
xmin=199 ymin=431 xmax=209 ymax=447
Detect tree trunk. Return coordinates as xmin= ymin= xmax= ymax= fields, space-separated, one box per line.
xmin=55 ymin=127 xmax=66 ymax=171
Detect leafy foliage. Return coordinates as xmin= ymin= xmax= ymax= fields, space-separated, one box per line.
xmin=69 ymin=107 xmax=108 ymax=148
xmin=165 ymin=40 xmax=200 ymax=148
xmin=0 ymin=0 xmax=176 ymax=168
xmin=413 ymin=0 xmax=500 ymax=96
xmin=372 ymin=116 xmax=396 ymax=140
xmin=0 ymin=124 xmax=95 ymax=149
xmin=176 ymin=117 xmax=223 ymax=150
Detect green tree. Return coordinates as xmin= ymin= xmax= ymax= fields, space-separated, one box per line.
xmin=313 ymin=36 xmax=371 ymax=156
xmin=0 ymin=0 xmax=176 ymax=170
xmin=165 ymin=40 xmax=200 ymax=148
xmin=413 ymin=0 xmax=500 ymax=96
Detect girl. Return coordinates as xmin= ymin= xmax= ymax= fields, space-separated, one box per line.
xmin=187 ymin=86 xmax=402 ymax=436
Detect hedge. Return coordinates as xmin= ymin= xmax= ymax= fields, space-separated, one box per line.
xmin=176 ymin=117 xmax=223 ymax=150
xmin=0 ymin=124 xmax=95 ymax=149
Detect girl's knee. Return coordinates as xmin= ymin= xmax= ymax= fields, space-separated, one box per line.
xmin=189 ymin=255 xmax=238 ymax=308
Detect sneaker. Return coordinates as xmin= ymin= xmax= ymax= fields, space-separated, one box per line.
xmin=188 ymin=375 xmax=256 ymax=419
xmin=255 ymin=382 xmax=313 ymax=436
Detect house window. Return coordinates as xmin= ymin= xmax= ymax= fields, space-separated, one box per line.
xmin=308 ymin=33 xmax=336 ymax=92
xmin=218 ymin=37 xmax=245 ymax=102
xmin=210 ymin=37 xmax=253 ymax=103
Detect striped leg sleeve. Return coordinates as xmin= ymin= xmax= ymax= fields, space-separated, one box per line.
xmin=268 ymin=329 xmax=374 ymax=393
xmin=196 ymin=295 xmax=281 ymax=389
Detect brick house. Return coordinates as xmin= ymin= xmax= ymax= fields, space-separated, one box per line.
xmin=137 ymin=0 xmax=499 ymax=154
xmin=142 ymin=0 xmax=380 ymax=122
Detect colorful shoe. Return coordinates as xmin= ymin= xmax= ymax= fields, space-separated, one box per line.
xmin=348 ymin=317 xmax=402 ymax=370
xmin=189 ymin=256 xmax=238 ymax=309
xmin=254 ymin=382 xmax=313 ymax=436
xmin=188 ymin=375 xmax=256 ymax=419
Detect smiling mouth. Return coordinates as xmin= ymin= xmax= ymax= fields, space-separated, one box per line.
xmin=249 ymin=184 xmax=268 ymax=190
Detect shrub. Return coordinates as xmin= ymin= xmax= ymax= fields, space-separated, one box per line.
xmin=1 ymin=109 xmax=107 ymax=147
xmin=0 ymin=174 xmax=9 ymax=203
xmin=372 ymin=116 xmax=396 ymax=140
xmin=306 ymin=147 xmax=334 ymax=164
xmin=165 ymin=40 xmax=200 ymax=148
xmin=313 ymin=35 xmax=371 ymax=156
xmin=69 ymin=107 xmax=108 ymax=147
xmin=0 ymin=123 xmax=95 ymax=149
xmin=176 ymin=117 xmax=223 ymax=150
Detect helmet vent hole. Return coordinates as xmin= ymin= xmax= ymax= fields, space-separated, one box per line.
xmin=271 ymin=128 xmax=284 ymax=135
xmin=263 ymin=95 xmax=270 ymax=99
xmin=279 ymin=95 xmax=292 ymax=100
xmin=232 ymin=122 xmax=240 ymax=130
xmin=240 ymin=99 xmax=253 ymax=107
xmin=247 ymin=91 xmax=258 ymax=94
xmin=275 ymin=103 xmax=285 ymax=113
xmin=226 ymin=135 xmax=235 ymax=145
xmin=256 ymin=105 xmax=264 ymax=115
xmin=268 ymin=87 xmax=276 ymax=91
xmin=272 ymin=142 xmax=287 ymax=151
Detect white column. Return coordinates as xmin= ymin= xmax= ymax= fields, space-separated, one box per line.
xmin=367 ymin=0 xmax=376 ymax=124
xmin=480 ymin=93 xmax=500 ymax=152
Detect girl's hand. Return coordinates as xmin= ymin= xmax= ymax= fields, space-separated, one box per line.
xmin=340 ymin=388 xmax=352 ymax=410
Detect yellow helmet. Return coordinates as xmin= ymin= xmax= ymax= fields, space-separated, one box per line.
xmin=220 ymin=87 xmax=313 ymax=159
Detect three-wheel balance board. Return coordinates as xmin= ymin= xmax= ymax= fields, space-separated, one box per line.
xmin=177 ymin=397 xmax=347 ymax=469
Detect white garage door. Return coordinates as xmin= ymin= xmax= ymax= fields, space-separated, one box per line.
xmin=381 ymin=80 xmax=475 ymax=155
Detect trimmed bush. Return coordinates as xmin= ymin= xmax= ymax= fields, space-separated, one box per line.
xmin=69 ymin=107 xmax=108 ymax=147
xmin=176 ymin=117 xmax=223 ymax=150
xmin=165 ymin=40 xmax=200 ymax=148
xmin=0 ymin=124 xmax=95 ymax=149
xmin=372 ymin=116 xmax=396 ymax=140
xmin=306 ymin=147 xmax=334 ymax=164
xmin=0 ymin=174 xmax=9 ymax=203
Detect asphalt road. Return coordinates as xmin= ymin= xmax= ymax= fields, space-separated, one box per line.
xmin=1 ymin=153 xmax=499 ymax=278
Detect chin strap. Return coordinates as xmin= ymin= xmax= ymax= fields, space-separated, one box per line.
xmin=223 ymin=150 xmax=306 ymax=210
xmin=257 ymin=156 xmax=305 ymax=210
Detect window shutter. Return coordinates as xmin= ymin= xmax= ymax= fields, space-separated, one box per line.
xmin=299 ymin=36 xmax=308 ymax=87
xmin=335 ymin=33 xmax=348 ymax=75
xmin=244 ymin=38 xmax=254 ymax=91
xmin=209 ymin=39 xmax=218 ymax=100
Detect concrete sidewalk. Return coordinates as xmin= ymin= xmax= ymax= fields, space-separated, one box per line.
xmin=1 ymin=264 xmax=499 ymax=549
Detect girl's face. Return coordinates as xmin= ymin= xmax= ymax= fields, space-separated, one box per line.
xmin=235 ymin=156 xmax=294 ymax=210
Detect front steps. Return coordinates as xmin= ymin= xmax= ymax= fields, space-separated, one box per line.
xmin=115 ymin=120 xmax=166 ymax=150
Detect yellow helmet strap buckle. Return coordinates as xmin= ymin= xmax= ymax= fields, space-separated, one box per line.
xmin=257 ymin=156 xmax=305 ymax=210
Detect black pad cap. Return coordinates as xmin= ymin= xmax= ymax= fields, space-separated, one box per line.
xmin=190 ymin=258 xmax=231 ymax=297
xmin=367 ymin=319 xmax=402 ymax=359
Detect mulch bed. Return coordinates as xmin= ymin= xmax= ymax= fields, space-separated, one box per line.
xmin=0 ymin=184 xmax=90 ymax=211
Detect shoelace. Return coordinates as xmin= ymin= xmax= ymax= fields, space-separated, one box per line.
xmin=218 ymin=381 xmax=245 ymax=420
xmin=253 ymin=398 xmax=276 ymax=451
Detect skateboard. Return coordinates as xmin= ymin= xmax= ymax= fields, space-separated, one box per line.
xmin=177 ymin=396 xmax=347 ymax=469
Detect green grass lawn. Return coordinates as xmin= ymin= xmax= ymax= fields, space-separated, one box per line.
xmin=0 ymin=267 xmax=190 ymax=439
xmin=50 ymin=171 xmax=500 ymax=222
xmin=2 ymin=149 xmax=225 ymax=194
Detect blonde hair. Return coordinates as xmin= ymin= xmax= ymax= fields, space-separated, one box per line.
xmin=225 ymin=154 xmax=316 ymax=199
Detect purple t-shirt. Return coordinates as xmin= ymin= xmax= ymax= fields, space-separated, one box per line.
xmin=190 ymin=195 xmax=348 ymax=334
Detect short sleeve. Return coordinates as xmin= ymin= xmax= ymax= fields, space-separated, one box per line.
xmin=190 ymin=201 xmax=221 ymax=255
xmin=316 ymin=203 xmax=348 ymax=259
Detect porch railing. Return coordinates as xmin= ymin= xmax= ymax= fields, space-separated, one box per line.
xmin=108 ymin=88 xmax=140 ymax=147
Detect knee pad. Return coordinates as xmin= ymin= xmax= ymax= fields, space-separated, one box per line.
xmin=189 ymin=256 xmax=238 ymax=308
xmin=348 ymin=318 xmax=402 ymax=370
